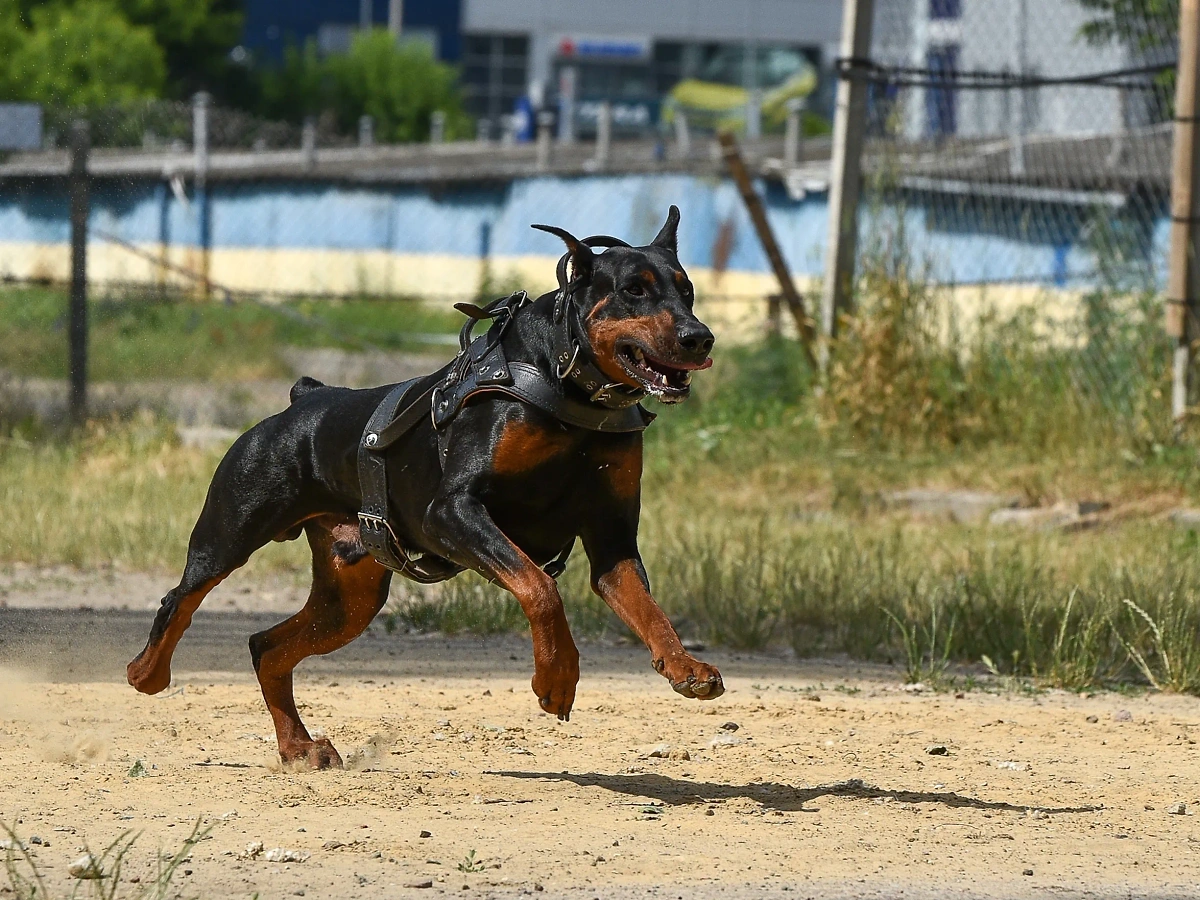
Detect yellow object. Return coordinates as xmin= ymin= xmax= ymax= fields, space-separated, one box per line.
xmin=664 ymin=65 xmax=818 ymax=133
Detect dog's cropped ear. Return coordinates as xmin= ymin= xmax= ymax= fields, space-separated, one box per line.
xmin=532 ymin=223 xmax=594 ymax=283
xmin=650 ymin=205 xmax=681 ymax=254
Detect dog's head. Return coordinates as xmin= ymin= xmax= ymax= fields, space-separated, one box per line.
xmin=533 ymin=206 xmax=714 ymax=404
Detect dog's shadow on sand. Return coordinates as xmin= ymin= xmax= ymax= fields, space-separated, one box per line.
xmin=487 ymin=771 xmax=1100 ymax=815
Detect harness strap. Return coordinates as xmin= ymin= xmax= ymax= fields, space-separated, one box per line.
xmin=358 ymin=378 xmax=464 ymax=584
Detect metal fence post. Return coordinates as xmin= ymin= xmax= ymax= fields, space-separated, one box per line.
xmin=594 ymin=101 xmax=611 ymax=170
xmin=673 ymin=110 xmax=690 ymax=159
xmin=784 ymin=97 xmax=805 ymax=166
xmin=430 ymin=110 xmax=446 ymax=144
xmin=301 ymin=116 xmax=317 ymax=169
xmin=192 ymin=92 xmax=211 ymax=299
xmin=536 ymin=111 xmax=554 ymax=171
xmin=358 ymin=114 xmax=375 ymax=147
xmin=68 ymin=119 xmax=89 ymax=426
xmin=1169 ymin=0 xmax=1200 ymax=424
xmin=745 ymin=89 xmax=763 ymax=140
xmin=820 ymin=0 xmax=875 ymax=367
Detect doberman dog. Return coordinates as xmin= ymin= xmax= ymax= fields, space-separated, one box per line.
xmin=126 ymin=206 xmax=724 ymax=769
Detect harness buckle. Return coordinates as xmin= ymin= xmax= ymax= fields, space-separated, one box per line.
xmin=556 ymin=344 xmax=581 ymax=381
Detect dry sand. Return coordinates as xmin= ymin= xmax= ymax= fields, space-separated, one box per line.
xmin=1 ymin=576 xmax=1199 ymax=899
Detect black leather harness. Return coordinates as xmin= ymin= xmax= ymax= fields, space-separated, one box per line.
xmin=356 ymin=241 xmax=655 ymax=582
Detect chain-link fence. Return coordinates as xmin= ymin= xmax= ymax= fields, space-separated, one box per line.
xmin=842 ymin=0 xmax=1180 ymax=430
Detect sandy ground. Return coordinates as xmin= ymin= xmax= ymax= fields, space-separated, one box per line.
xmin=2 ymin=575 xmax=1200 ymax=899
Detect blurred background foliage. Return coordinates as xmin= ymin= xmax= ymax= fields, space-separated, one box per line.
xmin=0 ymin=0 xmax=468 ymax=140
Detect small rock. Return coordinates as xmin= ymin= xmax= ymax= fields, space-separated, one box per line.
xmin=263 ymin=848 xmax=310 ymax=863
xmin=644 ymin=744 xmax=673 ymax=759
xmin=903 ymin=683 xmax=926 ymax=693
xmin=1023 ymin=869 xmax=1034 ymax=876
xmin=995 ymin=760 xmax=1028 ymax=771
xmin=668 ymin=748 xmax=691 ymax=761
xmin=926 ymin=745 xmax=949 ymax=756
xmin=682 ymin=639 xmax=706 ymax=652
xmin=1114 ymin=710 xmax=1133 ymax=722
xmin=1168 ymin=802 xmax=1188 ymax=815
xmin=242 ymin=841 xmax=264 ymax=859
xmin=322 ymin=840 xmax=344 ymax=851
xmin=437 ymin=719 xmax=451 ymax=727
xmin=68 ymin=853 xmax=103 ymax=879
xmin=28 ymin=836 xmax=41 ymax=846
xmin=884 ymin=488 xmax=1020 ymax=524
xmin=705 ymin=808 xmax=715 ymax=816
xmin=127 ymin=759 xmax=148 ymax=778
xmin=1027 ymin=809 xmax=1048 ymax=820
xmin=708 ymin=734 xmax=742 ymax=750
xmin=1086 ymin=715 xmax=1099 ymax=724
xmin=0 ymin=839 xmax=24 ymax=852
xmin=405 ymin=881 xmax=434 ymax=889
xmin=720 ymin=722 xmax=740 ymax=732
xmin=460 ymin=733 xmax=475 ymax=743
xmin=1170 ymin=508 xmax=1200 ymax=529
xmin=420 ymin=831 xmax=433 ymax=839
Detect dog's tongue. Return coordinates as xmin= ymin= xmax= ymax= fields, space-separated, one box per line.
xmin=682 ymin=358 xmax=714 ymax=371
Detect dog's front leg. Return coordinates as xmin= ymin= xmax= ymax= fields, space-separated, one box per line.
xmin=590 ymin=554 xmax=724 ymax=700
xmin=425 ymin=491 xmax=579 ymax=720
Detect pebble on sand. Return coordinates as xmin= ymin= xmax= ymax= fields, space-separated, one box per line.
xmin=68 ymin=853 xmax=103 ymax=879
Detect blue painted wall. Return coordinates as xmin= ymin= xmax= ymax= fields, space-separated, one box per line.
xmin=0 ymin=174 xmax=1167 ymax=291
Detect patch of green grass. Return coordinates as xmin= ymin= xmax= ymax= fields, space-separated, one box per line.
xmin=0 ymin=284 xmax=460 ymax=382
xmin=2 ymin=819 xmax=208 ymax=900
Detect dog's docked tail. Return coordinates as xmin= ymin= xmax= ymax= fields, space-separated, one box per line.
xmin=289 ymin=376 xmax=327 ymax=404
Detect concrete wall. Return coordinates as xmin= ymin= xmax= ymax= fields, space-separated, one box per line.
xmin=0 ymin=173 xmax=1167 ymax=343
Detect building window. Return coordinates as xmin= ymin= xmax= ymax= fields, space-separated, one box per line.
xmin=926 ymin=44 xmax=959 ymax=135
xmin=930 ymin=0 xmax=962 ymax=19
xmin=461 ymin=34 xmax=530 ymax=122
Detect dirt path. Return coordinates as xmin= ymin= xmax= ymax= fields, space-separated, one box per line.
xmin=2 ymin=603 xmax=1200 ymax=899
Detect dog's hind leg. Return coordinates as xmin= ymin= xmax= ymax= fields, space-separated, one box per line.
xmin=127 ymin=449 xmax=307 ymax=695
xmin=249 ymin=517 xmax=391 ymax=769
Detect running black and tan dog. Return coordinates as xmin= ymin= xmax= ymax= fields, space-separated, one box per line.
xmin=126 ymin=206 xmax=724 ymax=769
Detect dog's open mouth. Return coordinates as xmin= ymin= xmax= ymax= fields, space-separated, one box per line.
xmin=617 ymin=344 xmax=712 ymax=398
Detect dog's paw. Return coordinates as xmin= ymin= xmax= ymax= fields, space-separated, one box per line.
xmin=532 ymin=657 xmax=579 ymax=722
xmin=280 ymin=738 xmax=343 ymax=770
xmin=127 ymin=653 xmax=172 ymax=695
xmin=654 ymin=655 xmax=725 ymax=700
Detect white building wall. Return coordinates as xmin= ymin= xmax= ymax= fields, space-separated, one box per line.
xmin=872 ymin=0 xmax=1129 ymax=140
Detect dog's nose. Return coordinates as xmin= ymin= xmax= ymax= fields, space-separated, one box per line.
xmin=677 ymin=322 xmax=714 ymax=358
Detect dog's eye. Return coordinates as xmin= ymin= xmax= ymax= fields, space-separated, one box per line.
xmin=625 ymin=284 xmax=646 ymax=297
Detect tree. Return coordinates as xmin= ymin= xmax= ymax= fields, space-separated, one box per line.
xmin=1 ymin=1 xmax=165 ymax=108
xmin=327 ymin=31 xmax=471 ymax=142
xmin=110 ymin=0 xmax=243 ymax=98
xmin=259 ymin=31 xmax=471 ymax=143
xmin=8 ymin=0 xmax=241 ymax=99
xmin=1077 ymin=0 xmax=1179 ymax=52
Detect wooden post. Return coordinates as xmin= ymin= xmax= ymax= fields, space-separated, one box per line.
xmin=820 ymin=0 xmax=875 ymax=362
xmin=1169 ymin=0 xmax=1200 ymax=423
xmin=68 ymin=120 xmax=89 ymax=427
xmin=193 ymin=92 xmax=211 ymax=299
xmin=718 ymin=131 xmax=817 ymax=367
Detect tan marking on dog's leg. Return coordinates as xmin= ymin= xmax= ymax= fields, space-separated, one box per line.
xmin=595 ymin=560 xmax=723 ymax=699
xmin=250 ymin=520 xmax=391 ymax=769
xmin=127 ymin=575 xmax=226 ymax=695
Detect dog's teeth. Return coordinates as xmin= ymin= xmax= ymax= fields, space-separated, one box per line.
xmin=682 ymin=372 xmax=692 ymax=386
xmin=632 ymin=348 xmax=645 ymax=363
